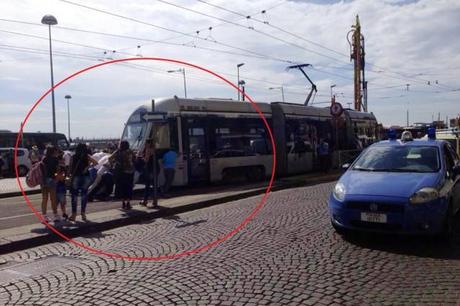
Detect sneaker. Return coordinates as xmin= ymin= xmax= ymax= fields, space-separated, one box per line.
xmin=68 ymin=213 xmax=77 ymax=222
xmin=62 ymin=213 xmax=69 ymax=221
xmin=81 ymin=213 xmax=87 ymax=221
xmin=41 ymin=215 xmax=50 ymax=224
xmin=53 ymin=214 xmax=61 ymax=222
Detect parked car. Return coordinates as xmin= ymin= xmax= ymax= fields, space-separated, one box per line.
xmin=329 ymin=130 xmax=460 ymax=237
xmin=0 ymin=148 xmax=32 ymax=177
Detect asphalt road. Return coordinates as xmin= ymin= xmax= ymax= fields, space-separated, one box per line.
xmin=0 ymin=193 xmax=123 ymax=230
xmin=0 ymin=183 xmax=254 ymax=230
xmin=1 ymin=182 xmax=460 ymax=305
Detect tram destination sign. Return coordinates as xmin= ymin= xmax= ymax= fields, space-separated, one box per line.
xmin=142 ymin=112 xmax=167 ymax=123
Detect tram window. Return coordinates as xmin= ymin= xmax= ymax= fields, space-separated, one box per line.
xmin=211 ymin=118 xmax=270 ymax=158
xmin=150 ymin=124 xmax=170 ymax=149
xmin=286 ymin=119 xmax=317 ymax=153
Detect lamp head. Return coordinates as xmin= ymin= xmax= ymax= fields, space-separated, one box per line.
xmin=65 ymin=95 xmax=72 ymax=99
xmin=41 ymin=15 xmax=58 ymax=25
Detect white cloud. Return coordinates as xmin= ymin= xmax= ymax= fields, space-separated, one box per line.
xmin=0 ymin=0 xmax=459 ymax=136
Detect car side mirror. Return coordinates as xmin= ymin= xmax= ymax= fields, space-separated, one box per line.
xmin=341 ymin=163 xmax=350 ymax=171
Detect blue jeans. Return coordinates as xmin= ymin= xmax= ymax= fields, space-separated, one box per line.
xmin=143 ymin=170 xmax=160 ymax=202
xmin=71 ymin=175 xmax=91 ymax=214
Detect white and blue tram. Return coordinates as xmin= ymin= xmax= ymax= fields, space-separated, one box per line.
xmin=121 ymin=97 xmax=378 ymax=186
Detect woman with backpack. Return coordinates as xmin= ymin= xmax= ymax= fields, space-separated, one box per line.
xmin=110 ymin=140 xmax=135 ymax=210
xmin=69 ymin=143 xmax=97 ymax=221
xmin=40 ymin=145 xmax=59 ymax=223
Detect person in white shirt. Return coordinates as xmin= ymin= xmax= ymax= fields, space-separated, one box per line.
xmin=87 ymin=154 xmax=111 ymax=195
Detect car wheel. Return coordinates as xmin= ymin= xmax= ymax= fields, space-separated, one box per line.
xmin=18 ymin=165 xmax=28 ymax=177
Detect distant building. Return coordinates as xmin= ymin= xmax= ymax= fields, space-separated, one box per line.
xmin=431 ymin=120 xmax=447 ymax=129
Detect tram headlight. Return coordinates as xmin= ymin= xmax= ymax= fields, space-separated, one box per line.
xmin=333 ymin=182 xmax=346 ymax=202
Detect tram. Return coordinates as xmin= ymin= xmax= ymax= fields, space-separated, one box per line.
xmin=121 ymin=97 xmax=379 ymax=185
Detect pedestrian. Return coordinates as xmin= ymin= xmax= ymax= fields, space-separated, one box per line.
xmin=318 ymin=138 xmax=330 ymax=173
xmin=41 ymin=145 xmax=59 ymax=223
xmin=139 ymin=139 xmax=160 ymax=207
xmin=29 ymin=145 xmax=40 ymax=165
xmin=88 ymin=154 xmax=112 ymax=201
xmin=0 ymin=154 xmax=4 ymax=178
xmin=161 ymin=148 xmax=177 ymax=197
xmin=110 ymin=140 xmax=135 ymax=210
xmin=69 ymin=143 xmax=97 ymax=221
xmin=6 ymin=149 xmax=14 ymax=177
xmin=63 ymin=150 xmax=72 ymax=173
xmin=55 ymin=150 xmax=68 ymax=221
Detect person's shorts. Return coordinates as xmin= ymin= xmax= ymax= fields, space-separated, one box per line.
xmin=56 ymin=192 xmax=66 ymax=204
xmin=42 ymin=177 xmax=56 ymax=189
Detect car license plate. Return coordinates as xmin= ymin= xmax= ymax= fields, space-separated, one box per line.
xmin=360 ymin=212 xmax=387 ymax=223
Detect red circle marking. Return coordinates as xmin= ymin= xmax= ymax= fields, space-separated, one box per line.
xmin=14 ymin=58 xmax=277 ymax=261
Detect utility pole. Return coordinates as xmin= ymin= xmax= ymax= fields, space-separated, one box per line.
xmin=406 ymin=109 xmax=409 ymax=127
xmin=151 ymin=99 xmax=158 ymax=208
xmin=65 ymin=95 xmax=72 ymax=141
xmin=237 ymin=63 xmax=244 ymax=101
xmin=348 ymin=15 xmax=366 ymax=112
xmin=239 ymin=80 xmax=246 ymax=101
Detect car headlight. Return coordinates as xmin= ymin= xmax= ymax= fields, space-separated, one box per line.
xmin=409 ymin=187 xmax=439 ymax=204
xmin=333 ymin=182 xmax=346 ymax=202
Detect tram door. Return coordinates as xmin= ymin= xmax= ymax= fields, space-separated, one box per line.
xmin=185 ymin=119 xmax=210 ymax=183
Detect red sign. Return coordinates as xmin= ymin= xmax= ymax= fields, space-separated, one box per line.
xmin=330 ymin=102 xmax=344 ymax=117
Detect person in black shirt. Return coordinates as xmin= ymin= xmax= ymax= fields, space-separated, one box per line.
xmin=41 ymin=145 xmax=59 ymax=223
xmin=139 ymin=139 xmax=160 ymax=207
xmin=69 ymin=143 xmax=97 ymax=222
xmin=109 ymin=141 xmax=135 ymax=210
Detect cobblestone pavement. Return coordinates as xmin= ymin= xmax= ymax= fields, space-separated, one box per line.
xmin=1 ymin=182 xmax=460 ymax=305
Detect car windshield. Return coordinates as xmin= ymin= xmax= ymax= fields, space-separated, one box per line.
xmin=352 ymin=145 xmax=440 ymax=173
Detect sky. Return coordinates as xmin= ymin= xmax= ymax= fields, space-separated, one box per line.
xmin=0 ymin=0 xmax=459 ymax=139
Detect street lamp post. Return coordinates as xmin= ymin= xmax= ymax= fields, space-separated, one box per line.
xmin=167 ymin=68 xmax=187 ymax=98
xmin=41 ymin=14 xmax=58 ymax=133
xmin=269 ymin=86 xmax=285 ymax=102
xmin=65 ymin=95 xmax=72 ymax=141
xmin=330 ymin=84 xmax=336 ymax=100
xmin=239 ymin=80 xmax=246 ymax=102
xmin=237 ymin=63 xmax=244 ymax=101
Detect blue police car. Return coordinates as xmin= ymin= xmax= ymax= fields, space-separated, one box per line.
xmin=329 ymin=129 xmax=460 ymax=236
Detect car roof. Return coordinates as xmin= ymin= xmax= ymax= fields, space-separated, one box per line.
xmin=374 ymin=139 xmax=447 ymax=148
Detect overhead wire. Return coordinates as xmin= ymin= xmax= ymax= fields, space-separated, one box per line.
xmin=195 ymin=0 xmax=458 ymax=91
xmin=0 ymin=42 xmax=314 ymax=99
xmin=55 ymin=0 xmax=364 ymax=83
xmin=2 ymin=3 xmax=457 ymax=97
xmin=155 ymin=0 xmax=351 ymax=65
xmin=57 ymin=0 xmax=295 ymax=65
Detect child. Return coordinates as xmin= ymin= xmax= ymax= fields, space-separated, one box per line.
xmin=56 ymin=152 xmax=68 ymax=221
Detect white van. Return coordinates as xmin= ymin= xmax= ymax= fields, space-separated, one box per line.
xmin=0 ymin=148 xmax=32 ymax=177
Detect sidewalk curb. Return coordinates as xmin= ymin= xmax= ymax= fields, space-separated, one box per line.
xmin=0 ymin=174 xmax=339 ymax=255
xmin=0 ymin=189 xmax=41 ymax=199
